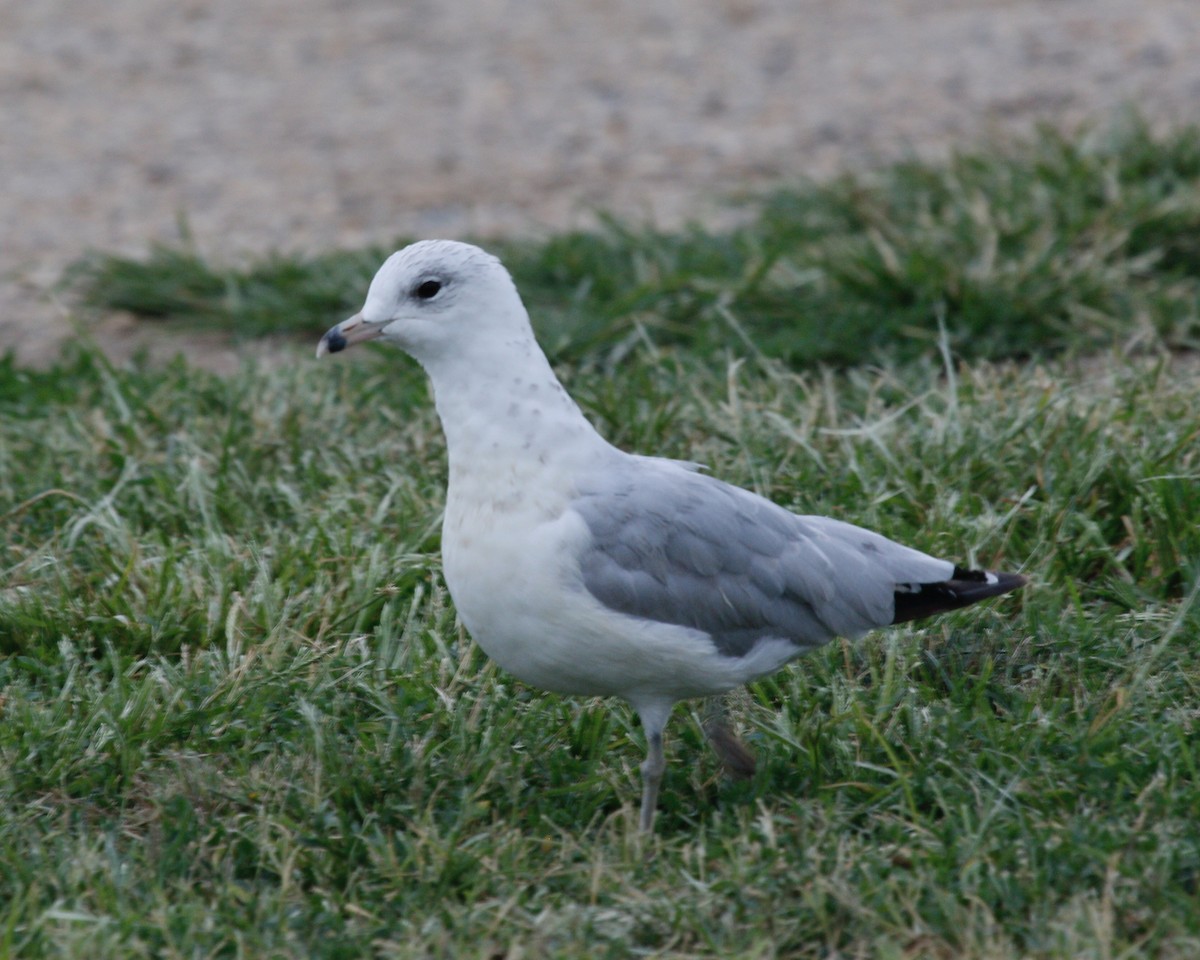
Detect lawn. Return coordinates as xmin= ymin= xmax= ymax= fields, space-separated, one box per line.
xmin=2 ymin=120 xmax=1199 ymax=958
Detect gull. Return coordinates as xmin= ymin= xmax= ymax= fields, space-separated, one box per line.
xmin=317 ymin=240 xmax=1027 ymax=832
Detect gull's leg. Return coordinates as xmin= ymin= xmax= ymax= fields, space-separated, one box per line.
xmin=633 ymin=700 xmax=672 ymax=833
xmin=639 ymin=729 xmax=666 ymax=833
xmin=701 ymin=696 xmax=757 ymax=781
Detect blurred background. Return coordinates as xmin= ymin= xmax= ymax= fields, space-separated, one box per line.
xmin=3 ymin=0 xmax=1198 ymax=363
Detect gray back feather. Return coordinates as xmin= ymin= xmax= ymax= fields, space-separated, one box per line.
xmin=572 ymin=457 xmax=954 ymax=656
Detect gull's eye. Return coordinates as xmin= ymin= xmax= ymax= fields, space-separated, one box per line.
xmin=414 ymin=279 xmax=443 ymax=300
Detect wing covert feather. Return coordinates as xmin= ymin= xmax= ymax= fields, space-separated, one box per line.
xmin=572 ymin=459 xmax=954 ymax=656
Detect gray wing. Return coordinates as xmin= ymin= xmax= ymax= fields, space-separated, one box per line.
xmin=571 ymin=457 xmax=958 ymax=657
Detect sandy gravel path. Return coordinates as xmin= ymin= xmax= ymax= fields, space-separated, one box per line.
xmin=3 ymin=0 xmax=1199 ymax=365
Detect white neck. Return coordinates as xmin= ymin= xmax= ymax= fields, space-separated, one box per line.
xmin=417 ymin=329 xmax=608 ymax=498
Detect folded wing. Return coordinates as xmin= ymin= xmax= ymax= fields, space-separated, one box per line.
xmin=572 ymin=457 xmax=1025 ymax=658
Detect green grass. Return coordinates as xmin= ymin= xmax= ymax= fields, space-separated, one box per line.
xmin=72 ymin=118 xmax=1200 ymax=366
xmin=3 ymin=119 xmax=1200 ymax=957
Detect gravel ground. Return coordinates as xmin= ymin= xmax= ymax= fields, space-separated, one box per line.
xmin=3 ymin=0 xmax=1199 ymax=366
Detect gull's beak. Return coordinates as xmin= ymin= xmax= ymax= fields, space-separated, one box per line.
xmin=315 ymin=312 xmax=384 ymax=358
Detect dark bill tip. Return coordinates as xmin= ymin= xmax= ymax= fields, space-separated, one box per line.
xmin=321 ymin=329 xmax=348 ymax=354
xmin=316 ymin=312 xmax=381 ymax=358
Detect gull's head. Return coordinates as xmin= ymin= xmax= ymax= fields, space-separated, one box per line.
xmin=316 ymin=240 xmax=526 ymax=363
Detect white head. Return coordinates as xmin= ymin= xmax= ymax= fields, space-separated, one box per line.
xmin=316 ymin=240 xmax=532 ymax=366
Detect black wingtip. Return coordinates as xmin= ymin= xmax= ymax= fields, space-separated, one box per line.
xmin=891 ymin=569 xmax=1028 ymax=625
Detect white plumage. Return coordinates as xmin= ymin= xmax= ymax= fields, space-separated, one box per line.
xmin=317 ymin=240 xmax=1027 ymax=831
